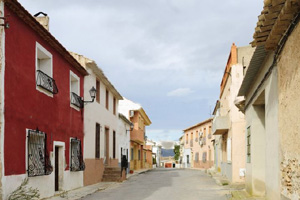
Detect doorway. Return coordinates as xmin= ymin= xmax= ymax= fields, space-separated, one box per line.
xmin=105 ymin=128 xmax=109 ymax=164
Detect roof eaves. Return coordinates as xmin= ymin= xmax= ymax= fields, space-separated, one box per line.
xmin=238 ymin=46 xmax=267 ymax=96
xmin=5 ymin=0 xmax=88 ymax=76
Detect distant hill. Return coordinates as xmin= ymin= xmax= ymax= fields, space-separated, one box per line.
xmin=161 ymin=149 xmax=175 ymax=157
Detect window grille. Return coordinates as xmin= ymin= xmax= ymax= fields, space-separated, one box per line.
xmin=27 ymin=129 xmax=53 ymax=177
xmin=70 ymin=138 xmax=85 ymax=171
xmin=36 ymin=70 xmax=58 ymax=94
xmin=247 ymin=127 xmax=251 ymax=163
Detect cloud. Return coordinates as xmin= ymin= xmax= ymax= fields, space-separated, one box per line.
xmin=167 ymin=88 xmax=194 ymax=97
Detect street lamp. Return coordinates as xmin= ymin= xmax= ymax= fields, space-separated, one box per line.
xmin=126 ymin=123 xmax=134 ymax=134
xmin=84 ymin=86 xmax=97 ymax=103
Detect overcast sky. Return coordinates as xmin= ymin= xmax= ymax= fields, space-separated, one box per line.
xmin=19 ymin=0 xmax=263 ymax=142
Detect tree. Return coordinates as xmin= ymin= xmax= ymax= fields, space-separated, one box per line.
xmin=174 ymin=145 xmax=180 ymax=161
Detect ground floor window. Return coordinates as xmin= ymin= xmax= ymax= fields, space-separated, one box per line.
xmin=195 ymin=152 xmax=199 ymax=162
xmin=131 ymin=148 xmax=134 ymax=161
xmin=27 ymin=129 xmax=52 ymax=177
xmin=138 ymin=150 xmax=141 ymax=160
xmin=187 ymin=155 xmax=189 ymax=164
xmin=70 ymin=138 xmax=85 ymax=171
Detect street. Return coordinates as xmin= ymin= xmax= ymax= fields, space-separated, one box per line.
xmin=82 ymin=169 xmax=230 ymax=200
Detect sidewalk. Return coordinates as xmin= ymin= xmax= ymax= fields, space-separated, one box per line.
xmin=44 ymin=168 xmax=152 ymax=200
xmin=207 ymin=168 xmax=266 ymax=200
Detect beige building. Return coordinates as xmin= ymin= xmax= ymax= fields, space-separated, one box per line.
xmin=183 ymin=118 xmax=213 ymax=169
xmin=212 ymin=44 xmax=254 ymax=183
xmin=237 ymin=0 xmax=300 ymax=199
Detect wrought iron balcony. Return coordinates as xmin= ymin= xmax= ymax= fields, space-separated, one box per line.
xmin=190 ymin=139 xmax=193 ymax=147
xmin=36 ymin=70 xmax=58 ymax=94
xmin=71 ymin=92 xmax=83 ymax=108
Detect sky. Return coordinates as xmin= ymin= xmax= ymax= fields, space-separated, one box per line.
xmin=18 ymin=0 xmax=263 ymax=142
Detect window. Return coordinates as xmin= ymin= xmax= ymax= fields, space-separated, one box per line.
xmin=195 ymin=152 xmax=199 ymax=162
xmin=247 ymin=126 xmax=251 ymax=163
xmin=70 ymin=71 xmax=82 ymax=108
xmin=202 ymin=152 xmax=207 ymax=163
xmin=187 ymin=155 xmax=189 ymax=164
xmin=186 ymin=134 xmax=188 ymax=144
xmin=70 ymin=138 xmax=85 ymax=171
xmin=144 ymin=152 xmax=146 ymax=162
xmin=96 ymin=79 xmax=100 ymax=103
xmin=113 ymin=97 xmax=116 ymax=115
xmin=95 ymin=123 xmax=100 ymax=158
xmin=126 ymin=149 xmax=128 ymax=160
xmin=131 ymin=148 xmax=134 ymax=161
xmin=138 ymin=150 xmax=141 ymax=160
xmin=27 ymin=129 xmax=52 ymax=177
xmin=106 ymin=89 xmax=109 ymax=109
xmin=113 ymin=131 xmax=116 ymax=159
xmin=36 ymin=42 xmax=58 ymax=95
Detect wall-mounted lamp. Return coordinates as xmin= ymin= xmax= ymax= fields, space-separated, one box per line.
xmin=83 ymin=86 xmax=97 ymax=104
xmin=126 ymin=123 xmax=134 ymax=134
xmin=0 ymin=17 xmax=9 ymax=29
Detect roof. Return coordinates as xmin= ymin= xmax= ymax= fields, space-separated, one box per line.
xmin=118 ymin=97 xmax=152 ymax=125
xmin=251 ymin=0 xmax=300 ymax=50
xmin=119 ymin=113 xmax=132 ymax=125
xmin=183 ymin=118 xmax=213 ymax=132
xmin=70 ymin=52 xmax=123 ymax=100
xmin=5 ymin=0 xmax=88 ymax=76
xmin=238 ymin=45 xmax=267 ymax=96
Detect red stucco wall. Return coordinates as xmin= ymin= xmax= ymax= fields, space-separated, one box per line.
xmin=4 ymin=6 xmax=84 ymax=175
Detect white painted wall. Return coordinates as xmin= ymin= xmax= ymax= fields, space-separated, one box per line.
xmin=84 ymin=67 xmax=120 ymax=161
xmin=117 ymin=116 xmax=131 ymax=164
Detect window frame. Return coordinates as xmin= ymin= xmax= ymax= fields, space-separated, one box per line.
xmin=35 ymin=42 xmax=54 ymax=97
xmin=70 ymin=138 xmax=85 ymax=172
xmin=95 ymin=123 xmax=101 ymax=159
xmin=70 ymin=71 xmax=81 ymax=110
xmin=105 ymin=89 xmax=109 ymax=110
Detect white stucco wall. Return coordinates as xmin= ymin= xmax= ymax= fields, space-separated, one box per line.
xmin=117 ymin=117 xmax=131 ymax=164
xmin=84 ymin=67 xmax=120 ymax=161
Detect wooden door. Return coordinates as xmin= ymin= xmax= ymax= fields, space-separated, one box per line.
xmin=55 ymin=146 xmax=59 ymax=191
xmin=105 ymin=128 xmax=109 ymax=164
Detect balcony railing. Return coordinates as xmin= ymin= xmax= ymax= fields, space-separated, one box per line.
xmin=195 ymin=137 xmax=198 ymax=142
xmin=71 ymin=92 xmax=83 ymax=108
xmin=36 ymin=70 xmax=58 ymax=94
xmin=190 ymin=139 xmax=193 ymax=147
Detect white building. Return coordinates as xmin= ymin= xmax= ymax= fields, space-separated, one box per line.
xmin=71 ymin=53 xmax=123 ymax=186
xmin=118 ymin=113 xmax=132 ymax=172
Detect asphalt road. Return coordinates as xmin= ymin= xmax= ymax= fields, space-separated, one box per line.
xmin=82 ymin=168 xmax=230 ymax=200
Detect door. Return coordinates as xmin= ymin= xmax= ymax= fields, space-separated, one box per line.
xmin=105 ymin=128 xmax=109 ymax=164
xmin=55 ymin=146 xmax=59 ymax=191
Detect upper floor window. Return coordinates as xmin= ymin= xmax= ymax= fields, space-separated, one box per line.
xmin=36 ymin=42 xmax=58 ymax=95
xmin=96 ymin=79 xmax=100 ymax=103
xmin=106 ymin=89 xmax=109 ymax=110
xmin=113 ymin=97 xmax=116 ymax=115
xmin=70 ymin=71 xmax=82 ymax=109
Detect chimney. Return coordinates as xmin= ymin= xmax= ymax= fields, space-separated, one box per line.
xmin=34 ymin=12 xmax=49 ymax=31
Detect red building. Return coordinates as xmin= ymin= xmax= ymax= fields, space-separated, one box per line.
xmin=0 ymin=0 xmax=89 ymax=199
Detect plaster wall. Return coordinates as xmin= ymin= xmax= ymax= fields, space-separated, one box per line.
xmin=0 ymin=1 xmax=4 ymax=198
xmin=277 ymin=22 xmax=300 ymax=199
xmin=117 ymin=117 xmax=130 ymax=164
xmin=244 ymin=52 xmax=280 ymax=199
xmin=83 ymin=68 xmax=120 ymax=185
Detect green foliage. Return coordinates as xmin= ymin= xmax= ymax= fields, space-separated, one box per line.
xmin=174 ymin=145 xmax=180 ymax=161
xmin=8 ymin=178 xmax=40 ymax=200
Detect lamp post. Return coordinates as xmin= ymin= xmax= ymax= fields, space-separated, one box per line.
xmin=126 ymin=123 xmax=134 ymax=134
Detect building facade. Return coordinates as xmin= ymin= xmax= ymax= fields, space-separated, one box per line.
xmin=119 ymin=98 xmax=151 ymax=171
xmin=70 ymin=53 xmax=123 ymax=186
xmin=237 ymin=1 xmax=300 ymax=199
xmin=212 ymin=44 xmax=254 ymax=183
xmin=0 ymin=1 xmax=88 ymax=198
xmin=183 ymin=118 xmax=214 ymax=169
